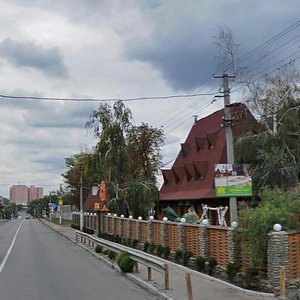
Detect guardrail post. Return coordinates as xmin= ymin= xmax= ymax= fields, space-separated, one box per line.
xmin=147 ymin=267 xmax=152 ymax=281
xmin=185 ymin=272 xmax=194 ymax=300
xmin=135 ymin=261 xmax=139 ymax=273
xmin=164 ymin=264 xmax=169 ymax=290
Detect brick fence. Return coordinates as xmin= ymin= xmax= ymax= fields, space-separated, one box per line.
xmin=72 ymin=212 xmax=300 ymax=287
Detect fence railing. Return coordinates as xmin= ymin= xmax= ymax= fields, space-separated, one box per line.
xmin=75 ymin=230 xmax=170 ymax=290
xmin=72 ymin=212 xmax=300 ymax=287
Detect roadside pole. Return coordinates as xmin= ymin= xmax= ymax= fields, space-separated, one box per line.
xmin=215 ymin=73 xmax=237 ymax=223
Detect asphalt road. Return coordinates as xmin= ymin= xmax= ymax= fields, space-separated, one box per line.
xmin=0 ymin=219 xmax=156 ymax=300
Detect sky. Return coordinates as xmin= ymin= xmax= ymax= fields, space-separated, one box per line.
xmin=0 ymin=0 xmax=299 ymax=198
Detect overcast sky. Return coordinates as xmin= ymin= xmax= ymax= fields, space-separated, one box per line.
xmin=0 ymin=0 xmax=299 ymax=198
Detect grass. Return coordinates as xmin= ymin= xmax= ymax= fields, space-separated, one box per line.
xmin=48 ymin=217 xmax=72 ymax=227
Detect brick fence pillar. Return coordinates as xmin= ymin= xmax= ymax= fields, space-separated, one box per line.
xmin=228 ymin=228 xmax=238 ymax=264
xmin=178 ymin=223 xmax=185 ymax=251
xmin=267 ymin=231 xmax=289 ymax=288
xmin=161 ymin=221 xmax=168 ymax=247
xmin=199 ymin=225 xmax=209 ymax=258
xmin=147 ymin=220 xmax=154 ymax=243
xmin=136 ymin=220 xmax=142 ymax=242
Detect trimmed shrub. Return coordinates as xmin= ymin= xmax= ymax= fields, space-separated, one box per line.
xmin=163 ymin=246 xmax=170 ymax=259
xmin=108 ymin=250 xmax=116 ymax=260
xmin=83 ymin=227 xmax=94 ymax=234
xmin=148 ymin=243 xmax=156 ymax=254
xmin=195 ymin=256 xmax=206 ymax=272
xmin=183 ymin=250 xmax=193 ymax=266
xmin=132 ymin=239 xmax=139 ymax=249
xmin=71 ymin=223 xmax=80 ymax=230
xmin=206 ymin=257 xmax=217 ymax=275
xmin=245 ymin=265 xmax=259 ymax=287
xmin=156 ymin=244 xmax=164 ymax=257
xmin=175 ymin=249 xmax=183 ymax=263
xmin=226 ymin=262 xmax=241 ymax=282
xmin=117 ymin=252 xmax=135 ymax=273
xmin=95 ymin=245 xmax=103 ymax=253
xmin=143 ymin=241 xmax=150 ymax=252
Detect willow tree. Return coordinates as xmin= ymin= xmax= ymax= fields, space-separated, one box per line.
xmin=85 ymin=101 xmax=165 ymax=218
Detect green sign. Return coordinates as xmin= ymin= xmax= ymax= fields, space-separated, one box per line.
xmin=215 ymin=164 xmax=252 ymax=197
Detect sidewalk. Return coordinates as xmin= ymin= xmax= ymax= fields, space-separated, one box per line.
xmin=41 ymin=219 xmax=275 ymax=300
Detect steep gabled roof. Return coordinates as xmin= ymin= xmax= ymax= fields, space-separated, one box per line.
xmin=159 ymin=102 xmax=258 ymax=201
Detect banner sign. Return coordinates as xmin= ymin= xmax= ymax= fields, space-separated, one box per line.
xmin=214 ymin=164 xmax=252 ymax=197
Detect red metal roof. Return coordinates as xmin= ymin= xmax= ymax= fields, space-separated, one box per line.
xmin=159 ymin=102 xmax=258 ymax=201
xmin=83 ymin=191 xmax=100 ymax=212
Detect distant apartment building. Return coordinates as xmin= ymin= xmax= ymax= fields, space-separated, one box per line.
xmin=10 ymin=185 xmax=44 ymax=204
xmin=28 ymin=186 xmax=43 ymax=202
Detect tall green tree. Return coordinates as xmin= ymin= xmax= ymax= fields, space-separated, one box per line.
xmin=83 ymin=101 xmax=164 ymax=217
xmin=236 ymin=66 xmax=300 ymax=191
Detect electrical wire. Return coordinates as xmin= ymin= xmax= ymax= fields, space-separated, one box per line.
xmin=0 ymin=92 xmax=217 ymax=102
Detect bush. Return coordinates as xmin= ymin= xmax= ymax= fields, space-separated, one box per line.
xmin=245 ymin=265 xmax=259 ymax=287
xmin=206 ymin=257 xmax=217 ymax=275
xmin=108 ymin=250 xmax=116 ymax=260
xmin=195 ymin=256 xmax=206 ymax=272
xmin=103 ymin=249 xmax=108 ymax=255
xmin=175 ymin=249 xmax=183 ymax=263
xmin=183 ymin=250 xmax=193 ymax=266
xmin=148 ymin=243 xmax=156 ymax=254
xmin=83 ymin=227 xmax=95 ymax=234
xmin=95 ymin=245 xmax=103 ymax=253
xmin=143 ymin=241 xmax=150 ymax=252
xmin=163 ymin=246 xmax=170 ymax=259
xmin=71 ymin=223 xmax=80 ymax=230
xmin=226 ymin=262 xmax=241 ymax=282
xmin=117 ymin=252 xmax=135 ymax=273
xmin=132 ymin=239 xmax=139 ymax=249
xmin=156 ymin=244 xmax=164 ymax=257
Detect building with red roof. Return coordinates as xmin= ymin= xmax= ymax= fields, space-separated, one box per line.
xmin=158 ymin=102 xmax=259 ymax=223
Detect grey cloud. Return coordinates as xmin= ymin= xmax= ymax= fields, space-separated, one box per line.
xmin=0 ymin=38 xmax=68 ymax=78
xmin=128 ymin=39 xmax=216 ymax=91
xmin=126 ymin=0 xmax=300 ymax=91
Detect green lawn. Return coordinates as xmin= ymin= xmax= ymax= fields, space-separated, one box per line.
xmin=48 ymin=217 xmax=72 ymax=227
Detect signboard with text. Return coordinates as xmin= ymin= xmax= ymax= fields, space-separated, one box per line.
xmin=215 ymin=164 xmax=252 ymax=197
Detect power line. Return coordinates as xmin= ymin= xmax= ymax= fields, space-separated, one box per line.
xmin=0 ymin=92 xmax=217 ymax=102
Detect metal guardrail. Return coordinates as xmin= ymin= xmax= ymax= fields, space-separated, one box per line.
xmin=75 ymin=231 xmax=170 ymax=290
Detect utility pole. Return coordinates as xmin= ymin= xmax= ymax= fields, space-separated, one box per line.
xmin=215 ymin=73 xmax=237 ymax=223
xmin=79 ymin=164 xmax=83 ymax=231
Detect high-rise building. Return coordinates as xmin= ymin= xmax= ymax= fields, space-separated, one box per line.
xmin=28 ymin=186 xmax=43 ymax=202
xmin=10 ymin=185 xmax=44 ymax=204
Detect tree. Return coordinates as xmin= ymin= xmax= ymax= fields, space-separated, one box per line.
xmin=236 ymin=66 xmax=300 ymax=191
xmin=82 ymin=101 xmax=164 ymax=217
xmin=62 ymin=151 xmax=94 ymax=209
xmin=127 ymin=123 xmax=164 ymax=181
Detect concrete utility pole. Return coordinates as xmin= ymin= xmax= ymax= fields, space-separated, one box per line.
xmin=79 ymin=164 xmax=84 ymax=231
xmin=215 ymin=73 xmax=237 ymax=223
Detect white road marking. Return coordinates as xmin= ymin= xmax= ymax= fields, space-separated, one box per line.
xmin=0 ymin=220 xmax=24 ymax=273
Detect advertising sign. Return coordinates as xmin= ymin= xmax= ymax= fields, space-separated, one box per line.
xmin=215 ymin=164 xmax=252 ymax=197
